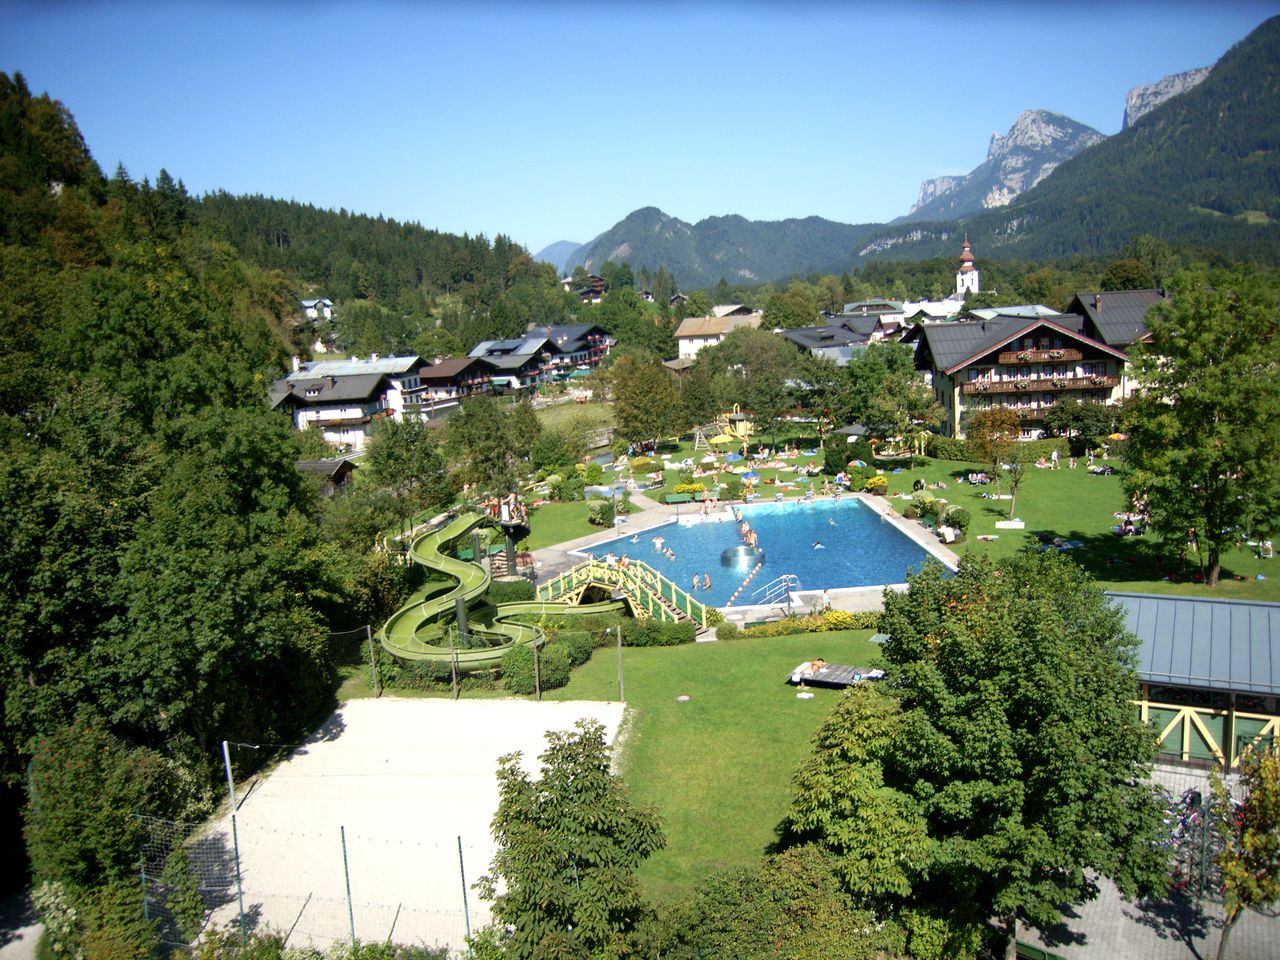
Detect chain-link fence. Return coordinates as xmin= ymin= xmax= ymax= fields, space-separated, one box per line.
xmin=141 ymin=813 xmax=482 ymax=955
xmin=328 ymin=625 xmax=380 ymax=696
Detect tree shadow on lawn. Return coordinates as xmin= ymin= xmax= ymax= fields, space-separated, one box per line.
xmin=1025 ymin=529 xmax=1260 ymax=589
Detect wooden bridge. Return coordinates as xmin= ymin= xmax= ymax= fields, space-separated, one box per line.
xmin=537 ymin=558 xmax=711 ymax=628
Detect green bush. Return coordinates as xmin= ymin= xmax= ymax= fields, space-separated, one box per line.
xmin=583 ymin=462 xmax=605 ymax=484
xmin=630 ymin=456 xmax=655 ymax=473
xmin=863 ymin=475 xmax=888 ymax=495
xmin=616 ymin=489 xmax=633 ymax=514
xmin=587 ymin=499 xmax=614 ymax=526
xmin=554 ymin=474 xmax=585 ymax=501
xmin=501 ymin=643 xmax=570 ymax=694
xmin=925 ymin=434 xmax=971 ymax=461
xmin=723 ymin=474 xmax=743 ymax=501
xmin=554 ymin=630 xmax=594 ymax=667
xmin=25 ymin=712 xmax=193 ymax=891
xmin=912 ymin=493 xmax=941 ymax=521
xmin=623 ymin=619 xmax=696 ymax=647
xmin=944 ymin=505 xmax=970 ymax=534
xmin=740 ymin=609 xmax=879 ymax=637
xmin=716 ymin=621 xmax=740 ymax=641
xmin=488 ymin=578 xmax=534 ymax=605
xmin=80 ymin=879 xmax=157 ymax=960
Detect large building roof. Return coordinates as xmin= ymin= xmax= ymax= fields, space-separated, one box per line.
xmin=1108 ymin=592 xmax=1280 ymax=697
xmin=419 ymin=356 xmax=491 ymax=380
xmin=269 ymin=372 xmax=388 ymax=409
xmin=908 ymin=312 xmax=1126 ymax=374
xmin=284 ymin=354 xmax=421 ymax=381
xmin=675 ymin=313 xmax=762 ymax=339
xmin=1067 ymin=289 xmax=1166 ymax=348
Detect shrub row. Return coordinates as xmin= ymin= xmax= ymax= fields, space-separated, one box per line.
xmin=500 ymin=643 xmax=570 ymax=694
xmin=553 ymin=630 xmax=594 ymax=667
xmin=739 ymin=609 xmax=880 ymax=638
xmin=487 ymin=578 xmax=534 ymax=605
xmin=624 ymin=619 xmax=697 ymax=647
xmin=672 ymin=482 xmax=706 ymax=495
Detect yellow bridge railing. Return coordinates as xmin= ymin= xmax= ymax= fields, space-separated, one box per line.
xmin=537 ymin=558 xmax=710 ymax=628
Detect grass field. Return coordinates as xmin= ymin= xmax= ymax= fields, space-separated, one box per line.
xmin=524 ymin=500 xmax=597 ymax=549
xmin=535 ymin=399 xmax=614 ymax=432
xmin=546 ymin=630 xmax=883 ymax=902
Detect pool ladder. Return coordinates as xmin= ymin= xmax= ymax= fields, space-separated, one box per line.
xmin=751 ymin=574 xmax=799 ymax=607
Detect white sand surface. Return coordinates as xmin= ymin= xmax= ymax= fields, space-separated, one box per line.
xmin=207 ymin=698 xmax=624 ymax=954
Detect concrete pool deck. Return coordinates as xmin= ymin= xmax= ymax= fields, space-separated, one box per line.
xmin=528 ymin=492 xmax=959 ymax=621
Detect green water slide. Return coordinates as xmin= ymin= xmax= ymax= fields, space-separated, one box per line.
xmin=378 ymin=512 xmax=619 ymax=669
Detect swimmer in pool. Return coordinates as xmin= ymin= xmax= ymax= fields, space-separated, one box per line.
xmin=813 ymin=540 xmax=825 ymax=549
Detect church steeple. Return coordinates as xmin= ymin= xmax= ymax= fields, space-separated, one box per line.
xmin=956 ymin=234 xmax=980 ymax=297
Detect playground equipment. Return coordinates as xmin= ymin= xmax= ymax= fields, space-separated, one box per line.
xmin=537 ymin=558 xmax=711 ymax=628
xmin=379 ymin=512 xmax=620 ymax=669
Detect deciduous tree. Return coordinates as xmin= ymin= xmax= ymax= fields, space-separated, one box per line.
xmin=875 ymin=553 xmax=1167 ymax=959
xmin=1123 ymin=267 xmax=1280 ymax=585
xmin=1212 ymin=747 xmax=1280 ymax=960
xmin=965 ymin=406 xmax=1020 ymax=496
xmin=612 ymin=353 xmax=683 ymax=448
xmin=477 ymin=720 xmax=664 ymax=960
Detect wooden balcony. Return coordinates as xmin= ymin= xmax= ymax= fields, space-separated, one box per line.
xmin=961 ymin=375 xmax=1118 ymax=396
xmin=997 ymin=347 xmax=1083 ymax=364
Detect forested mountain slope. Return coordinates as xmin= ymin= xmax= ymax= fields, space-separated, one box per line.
xmin=854 ymin=15 xmax=1280 ymax=264
xmin=566 ymin=206 xmax=882 ymax=288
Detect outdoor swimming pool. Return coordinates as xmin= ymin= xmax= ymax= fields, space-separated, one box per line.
xmin=580 ymin=497 xmax=941 ymax=606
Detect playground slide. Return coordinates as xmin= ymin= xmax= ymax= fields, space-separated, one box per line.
xmin=378 ymin=512 xmax=619 ymax=669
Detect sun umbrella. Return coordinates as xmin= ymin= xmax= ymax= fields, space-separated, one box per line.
xmin=741 ymin=471 xmax=760 ymax=481
xmin=701 ymin=454 xmax=718 ymax=463
xmin=710 ymin=434 xmax=736 ymax=444
xmin=724 ymin=452 xmax=743 ymax=462
xmin=1108 ymin=432 xmax=1128 ymax=441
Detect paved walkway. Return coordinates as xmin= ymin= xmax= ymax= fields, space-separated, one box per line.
xmin=0 ymin=891 xmax=38 ymax=960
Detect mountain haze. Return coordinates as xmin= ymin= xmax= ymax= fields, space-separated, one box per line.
xmin=532 ymin=239 xmax=582 ymax=274
xmin=901 ymin=110 xmax=1105 ymax=223
xmin=565 ymin=207 xmax=881 ymax=287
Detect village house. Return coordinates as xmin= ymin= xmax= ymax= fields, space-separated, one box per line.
xmin=406 ymin=356 xmax=495 ymax=420
xmin=269 ymin=354 xmax=423 ymax=451
xmin=904 ymin=310 xmax=1133 ymax=440
xmin=674 ymin=311 xmax=764 ymax=360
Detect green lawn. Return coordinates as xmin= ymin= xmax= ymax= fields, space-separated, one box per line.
xmin=524 ymin=500 xmax=598 ymax=550
xmin=535 ymin=399 xmax=614 ymax=432
xmin=863 ymin=456 xmax=1279 ymax=602
xmin=546 ymin=630 xmax=883 ymax=902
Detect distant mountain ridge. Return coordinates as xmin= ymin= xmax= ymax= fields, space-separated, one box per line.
xmin=1123 ymin=66 xmax=1211 ymax=129
xmin=564 ymin=207 xmax=881 ymax=287
xmin=532 ymin=240 xmax=582 ymax=274
xmin=852 ymin=14 xmax=1280 ymax=264
xmin=900 ymin=110 xmax=1105 ymax=223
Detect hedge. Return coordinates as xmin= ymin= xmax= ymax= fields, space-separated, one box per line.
xmin=501 ymin=643 xmax=571 ymax=695
xmin=554 ymin=630 xmax=595 ymax=667
xmin=623 ymin=619 xmax=697 ymax=647
xmin=587 ymin=499 xmax=614 ymax=526
xmin=740 ymin=609 xmax=880 ymax=637
xmin=487 ymin=578 xmax=534 ymax=605
xmin=673 ymin=482 xmax=706 ymax=495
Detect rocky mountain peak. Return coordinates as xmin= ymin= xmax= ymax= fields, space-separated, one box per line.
xmin=901 ymin=110 xmax=1104 ymax=222
xmin=1123 ymin=66 xmax=1212 ymax=129
xmin=986 ymin=110 xmax=1100 ymax=162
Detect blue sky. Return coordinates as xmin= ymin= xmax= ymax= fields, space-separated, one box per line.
xmin=3 ymin=1 xmax=1276 ymax=254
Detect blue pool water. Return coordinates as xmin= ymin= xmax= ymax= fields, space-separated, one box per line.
xmin=581 ymin=498 xmax=939 ymax=606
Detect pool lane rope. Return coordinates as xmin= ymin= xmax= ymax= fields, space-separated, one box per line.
xmin=726 ymin=559 xmax=766 ymax=606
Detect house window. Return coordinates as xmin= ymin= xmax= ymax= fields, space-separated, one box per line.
xmin=1021 ymin=366 xmax=1030 ymax=379
xmin=1042 ymin=364 xmax=1052 ymax=377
